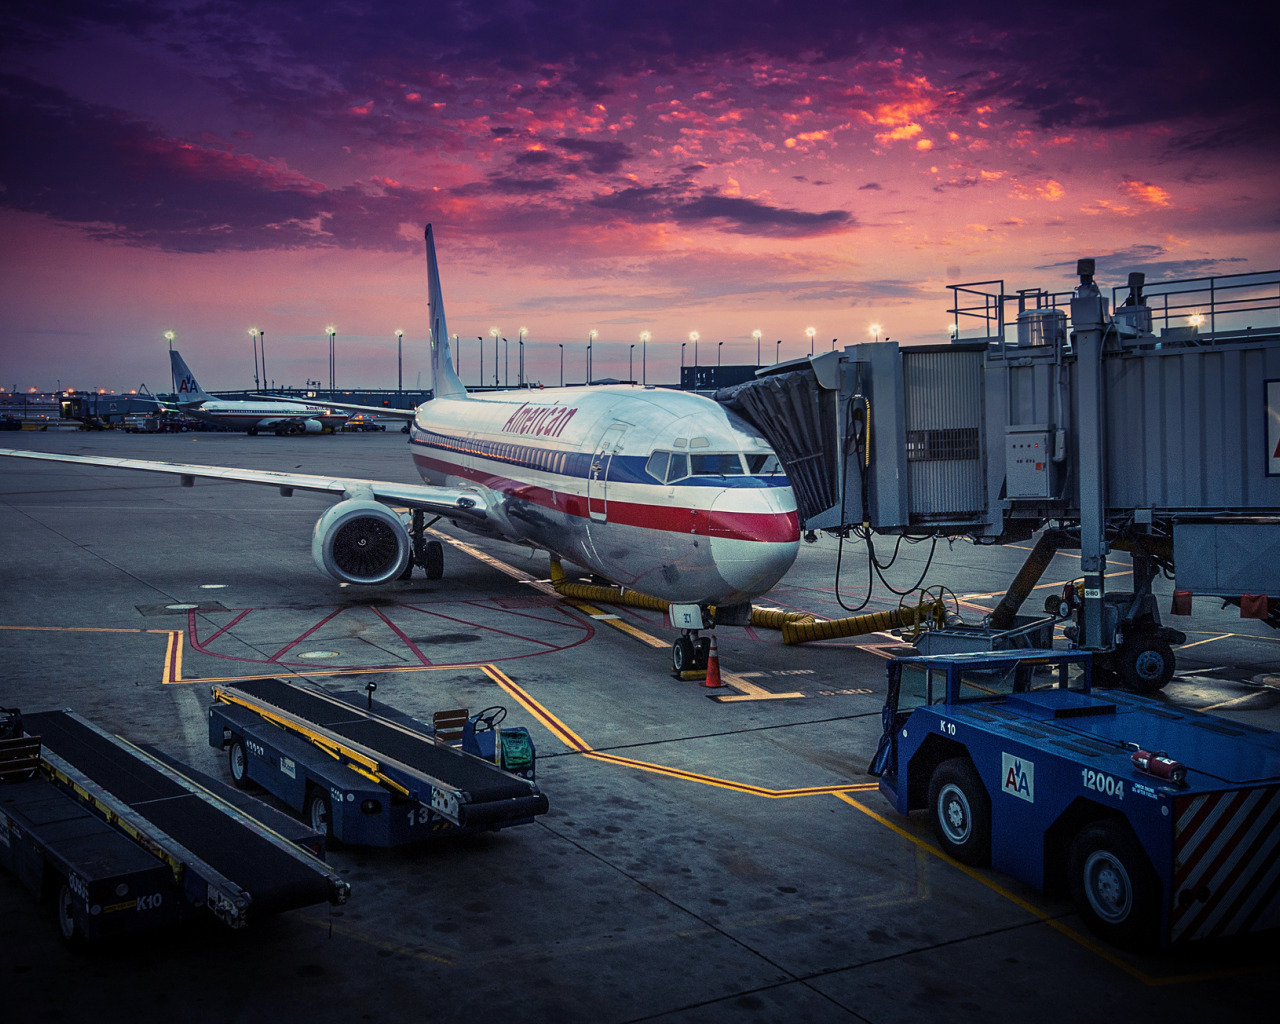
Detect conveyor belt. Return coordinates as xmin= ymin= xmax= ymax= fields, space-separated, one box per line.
xmin=223 ymin=678 xmax=532 ymax=804
xmin=24 ymin=710 xmax=342 ymax=917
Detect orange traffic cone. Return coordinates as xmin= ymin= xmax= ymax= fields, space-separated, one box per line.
xmin=702 ymin=634 xmax=725 ymax=688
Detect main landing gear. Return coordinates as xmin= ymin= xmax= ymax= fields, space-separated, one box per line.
xmin=399 ymin=509 xmax=445 ymax=581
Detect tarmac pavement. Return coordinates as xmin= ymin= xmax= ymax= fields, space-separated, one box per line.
xmin=1 ymin=430 xmax=1276 ymax=1023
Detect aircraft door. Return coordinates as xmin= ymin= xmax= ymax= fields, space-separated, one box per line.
xmin=587 ymin=423 xmax=628 ymax=522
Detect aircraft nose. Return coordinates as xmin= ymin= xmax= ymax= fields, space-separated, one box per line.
xmin=707 ymin=489 xmax=800 ymax=599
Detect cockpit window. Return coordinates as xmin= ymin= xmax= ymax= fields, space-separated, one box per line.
xmin=666 ymin=452 xmax=688 ymax=482
xmin=744 ymin=453 xmax=782 ymax=475
xmin=691 ymin=453 xmax=744 ymax=476
xmin=645 ymin=451 xmax=670 ymax=482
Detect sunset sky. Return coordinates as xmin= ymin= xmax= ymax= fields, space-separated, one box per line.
xmin=2 ymin=1 xmax=1277 ymax=394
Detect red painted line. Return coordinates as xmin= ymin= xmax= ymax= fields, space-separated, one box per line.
xmin=369 ymin=605 xmax=433 ymax=666
xmin=269 ymin=607 xmax=345 ymax=662
xmin=202 ymin=608 xmax=251 ymax=646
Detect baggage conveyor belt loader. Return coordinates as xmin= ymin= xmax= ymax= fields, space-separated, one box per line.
xmin=868 ymin=651 xmax=1280 ymax=949
xmin=0 ymin=708 xmax=349 ymax=945
xmin=207 ymin=678 xmax=549 ymax=846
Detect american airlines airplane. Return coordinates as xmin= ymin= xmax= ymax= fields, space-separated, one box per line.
xmin=0 ymin=226 xmax=800 ymax=669
xmin=168 ymin=350 xmax=350 ymax=435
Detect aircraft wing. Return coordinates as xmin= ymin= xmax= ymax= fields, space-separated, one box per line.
xmin=257 ymin=395 xmax=416 ymax=419
xmin=0 ymin=448 xmax=487 ymax=523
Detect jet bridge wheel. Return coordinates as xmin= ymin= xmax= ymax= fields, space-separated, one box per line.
xmin=1068 ymin=821 xmax=1159 ymax=949
xmin=1115 ymin=634 xmax=1175 ymax=693
xmin=928 ymin=757 xmax=991 ymax=866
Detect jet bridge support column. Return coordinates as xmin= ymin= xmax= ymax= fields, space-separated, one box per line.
xmin=1071 ymin=260 xmax=1109 ymax=650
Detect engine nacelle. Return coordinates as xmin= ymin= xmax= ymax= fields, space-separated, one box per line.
xmin=303 ymin=418 xmax=324 ymax=434
xmin=312 ymin=499 xmax=411 ymax=584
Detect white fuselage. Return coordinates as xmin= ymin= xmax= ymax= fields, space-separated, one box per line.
xmin=410 ymin=384 xmax=800 ymax=606
xmin=187 ymin=401 xmax=348 ymax=432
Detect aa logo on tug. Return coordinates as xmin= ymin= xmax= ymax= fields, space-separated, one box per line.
xmin=1001 ymin=752 xmax=1035 ymax=803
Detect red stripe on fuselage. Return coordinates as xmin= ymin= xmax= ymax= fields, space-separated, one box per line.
xmin=412 ymin=451 xmax=798 ymax=544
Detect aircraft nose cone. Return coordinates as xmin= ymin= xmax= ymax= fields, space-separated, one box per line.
xmin=707 ymin=489 xmax=800 ymax=600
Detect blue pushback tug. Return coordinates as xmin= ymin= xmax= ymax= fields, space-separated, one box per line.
xmin=869 ymin=650 xmax=1280 ymax=948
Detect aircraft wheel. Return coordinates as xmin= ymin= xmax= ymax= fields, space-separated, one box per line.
xmin=928 ymin=757 xmax=991 ymax=866
xmin=672 ymin=636 xmax=697 ymax=673
xmin=398 ymin=553 xmax=415 ymax=580
xmin=227 ymin=737 xmax=251 ymax=789
xmin=307 ymin=789 xmax=334 ymax=839
xmin=1068 ymin=821 xmax=1159 ymax=949
xmin=423 ymin=540 xmax=444 ymax=580
xmin=247 ymin=427 xmax=257 ymax=436
xmin=695 ymin=636 xmax=711 ymax=669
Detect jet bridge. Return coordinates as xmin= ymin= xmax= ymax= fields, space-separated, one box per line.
xmin=719 ymin=262 xmax=1280 ymax=690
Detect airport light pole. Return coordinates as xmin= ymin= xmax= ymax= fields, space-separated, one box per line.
xmin=776 ymin=339 xmax=781 ymax=363
xmin=587 ymin=329 xmax=597 ymax=384
xmin=453 ymin=335 xmax=461 ymax=377
xmin=259 ymin=330 xmax=267 ymax=389
xmin=629 ymin=344 xmax=635 ymax=382
xmin=503 ymin=336 xmax=509 ymax=387
xmin=753 ymin=329 xmax=762 ymax=366
xmin=395 ymin=330 xmax=404 ymax=392
xmin=690 ymin=331 xmax=699 ymax=368
xmin=477 ymin=337 xmax=484 ymax=389
xmin=518 ymin=327 xmax=527 ymax=388
xmin=165 ymin=331 xmax=175 ymax=393
xmin=249 ymin=328 xmax=260 ymax=389
xmin=718 ymin=341 xmax=723 ymax=366
xmin=870 ymin=322 xmax=882 ymax=343
xmin=326 ymin=326 xmax=336 ymax=394
xmin=490 ymin=328 xmax=499 ymax=387
xmin=681 ymin=342 xmax=686 ymax=372
xmin=640 ymin=331 xmax=649 ymax=386
xmin=558 ymin=344 xmax=563 ymax=387
xmin=806 ymin=326 xmax=816 ymax=355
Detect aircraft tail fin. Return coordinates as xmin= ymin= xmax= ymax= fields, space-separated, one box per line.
xmin=170 ymin=350 xmax=213 ymax=404
xmin=426 ymin=224 xmax=467 ymax=399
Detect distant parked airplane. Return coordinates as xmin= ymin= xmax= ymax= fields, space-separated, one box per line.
xmin=1 ymin=226 xmax=799 ymax=669
xmin=169 ymin=351 xmax=349 ymax=435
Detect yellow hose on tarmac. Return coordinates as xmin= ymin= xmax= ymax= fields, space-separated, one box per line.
xmin=781 ymin=600 xmax=944 ymax=645
xmin=547 ymin=562 xmax=817 ymax=630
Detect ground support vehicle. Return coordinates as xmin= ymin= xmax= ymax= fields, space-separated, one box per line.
xmin=869 ymin=650 xmax=1280 ymax=948
xmin=0 ymin=708 xmax=349 ymax=945
xmin=207 ymin=678 xmax=548 ymax=846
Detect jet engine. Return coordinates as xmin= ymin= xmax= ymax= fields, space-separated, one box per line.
xmin=303 ymin=418 xmax=324 ymax=434
xmin=312 ymin=499 xmax=411 ymax=584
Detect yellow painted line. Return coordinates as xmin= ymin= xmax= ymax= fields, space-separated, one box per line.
xmin=833 ymin=792 xmax=1271 ymax=985
xmin=1176 ymin=634 xmax=1230 ymax=652
xmin=711 ymin=671 xmax=805 ymax=702
xmin=832 ymin=792 xmax=1157 ymax=981
xmin=962 ymin=568 xmax=1131 ymax=602
xmin=428 ymin=529 xmax=558 ymax=596
xmin=483 ymin=664 xmax=875 ymax=799
xmin=0 ymin=624 xmax=185 ymax=687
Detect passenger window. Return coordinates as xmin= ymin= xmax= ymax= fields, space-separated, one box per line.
xmin=666 ymin=453 xmax=688 ymax=482
xmin=645 ymin=451 xmax=670 ymax=482
xmin=691 ymin=453 xmax=744 ymax=476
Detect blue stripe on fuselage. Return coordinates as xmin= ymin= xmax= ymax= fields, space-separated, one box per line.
xmin=410 ymin=431 xmax=790 ymax=489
